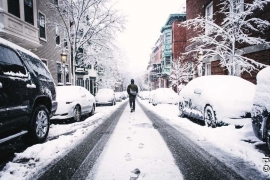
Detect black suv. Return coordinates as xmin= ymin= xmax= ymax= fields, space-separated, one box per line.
xmin=0 ymin=37 xmax=57 ymax=144
xmin=251 ymin=66 xmax=270 ymax=149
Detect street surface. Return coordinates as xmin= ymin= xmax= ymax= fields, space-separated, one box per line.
xmin=0 ymin=100 xmax=268 ymax=180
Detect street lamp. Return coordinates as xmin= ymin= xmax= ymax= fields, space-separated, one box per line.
xmin=61 ymin=50 xmax=67 ymax=85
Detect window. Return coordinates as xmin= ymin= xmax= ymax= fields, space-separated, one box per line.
xmin=65 ymin=65 xmax=69 ymax=83
xmin=24 ymin=0 xmax=34 ymax=25
xmin=57 ymin=63 xmax=62 ymax=83
xmin=0 ymin=46 xmax=27 ymax=76
xmin=164 ymin=32 xmax=172 ymax=44
xmin=230 ymin=0 xmax=244 ymax=14
xmin=205 ymin=63 xmax=211 ymax=75
xmin=39 ymin=12 xmax=46 ymax=39
xmin=64 ymin=31 xmax=68 ymax=48
xmin=77 ymin=78 xmax=84 ymax=87
xmin=55 ymin=26 xmax=60 ymax=45
xmin=205 ymin=2 xmax=213 ymax=34
xmin=165 ymin=56 xmax=170 ymax=67
xmin=8 ymin=0 xmax=20 ymax=18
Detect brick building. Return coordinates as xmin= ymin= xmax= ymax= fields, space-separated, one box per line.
xmin=185 ymin=0 xmax=270 ymax=84
xmin=148 ymin=13 xmax=186 ymax=90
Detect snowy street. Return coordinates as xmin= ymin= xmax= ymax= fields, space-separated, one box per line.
xmin=0 ymin=98 xmax=269 ymax=179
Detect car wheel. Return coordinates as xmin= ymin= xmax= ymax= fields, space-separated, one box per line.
xmin=204 ymin=105 xmax=217 ymax=128
xmin=179 ymin=102 xmax=185 ymax=117
xmin=90 ymin=104 xmax=95 ymax=116
xmin=25 ymin=105 xmax=49 ymax=144
xmin=74 ymin=105 xmax=81 ymax=122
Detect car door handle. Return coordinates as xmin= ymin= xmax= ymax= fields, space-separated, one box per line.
xmin=26 ymin=84 xmax=36 ymax=89
xmin=0 ymin=82 xmax=2 ymax=88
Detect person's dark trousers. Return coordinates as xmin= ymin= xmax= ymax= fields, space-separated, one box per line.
xmin=129 ymin=95 xmax=136 ymax=111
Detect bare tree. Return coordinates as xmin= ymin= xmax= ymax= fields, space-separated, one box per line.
xmin=169 ymin=57 xmax=190 ymax=94
xmin=181 ymin=0 xmax=270 ymax=75
xmin=46 ymin=0 xmax=125 ymax=84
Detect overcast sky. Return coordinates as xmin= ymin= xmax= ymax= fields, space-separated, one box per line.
xmin=113 ymin=0 xmax=186 ymax=74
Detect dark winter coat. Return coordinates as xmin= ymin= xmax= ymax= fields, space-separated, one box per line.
xmin=127 ymin=83 xmax=138 ymax=97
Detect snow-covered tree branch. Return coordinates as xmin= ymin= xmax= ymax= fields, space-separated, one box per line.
xmin=169 ymin=57 xmax=191 ymax=93
xmin=180 ymin=0 xmax=270 ymax=75
xmin=46 ymin=0 xmax=126 ymax=84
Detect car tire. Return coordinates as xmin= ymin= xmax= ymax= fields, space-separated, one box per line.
xmin=204 ymin=105 xmax=217 ymax=128
xmin=24 ymin=105 xmax=50 ymax=144
xmin=74 ymin=105 xmax=81 ymax=122
xmin=179 ymin=102 xmax=185 ymax=117
xmin=90 ymin=104 xmax=95 ymax=116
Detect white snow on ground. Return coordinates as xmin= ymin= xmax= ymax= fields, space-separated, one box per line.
xmin=0 ymin=97 xmax=269 ymax=179
xmin=87 ymin=102 xmax=183 ymax=180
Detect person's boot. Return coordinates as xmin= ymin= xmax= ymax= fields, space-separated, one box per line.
xmin=130 ymin=108 xmax=133 ymax=112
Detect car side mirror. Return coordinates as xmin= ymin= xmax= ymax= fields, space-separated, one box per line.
xmin=194 ymin=88 xmax=202 ymax=94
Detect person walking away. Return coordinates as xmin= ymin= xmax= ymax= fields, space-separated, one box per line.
xmin=127 ymin=79 xmax=138 ymax=112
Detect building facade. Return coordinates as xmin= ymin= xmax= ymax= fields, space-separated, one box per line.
xmin=148 ymin=13 xmax=186 ymax=90
xmin=185 ymin=0 xmax=270 ymax=84
xmin=0 ymin=0 xmax=100 ymax=95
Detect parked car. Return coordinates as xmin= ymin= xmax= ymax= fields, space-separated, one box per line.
xmin=148 ymin=90 xmax=156 ymax=104
xmin=51 ymin=86 xmax=95 ymax=122
xmin=121 ymin=92 xmax=127 ymax=100
xmin=251 ymin=67 xmax=270 ymax=149
xmin=152 ymin=88 xmax=178 ymax=106
xmin=0 ymin=37 xmax=57 ymax=144
xmin=95 ymin=88 xmax=116 ymax=106
xmin=140 ymin=91 xmax=150 ymax=100
xmin=178 ymin=75 xmax=255 ymax=128
xmin=115 ymin=92 xmax=123 ymax=102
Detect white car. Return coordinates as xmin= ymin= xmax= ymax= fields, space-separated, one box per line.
xmin=115 ymin=92 xmax=123 ymax=102
xmin=152 ymin=88 xmax=179 ymax=106
xmin=51 ymin=86 xmax=96 ymax=122
xmin=148 ymin=90 xmax=156 ymax=104
xmin=95 ymin=88 xmax=116 ymax=106
xmin=140 ymin=91 xmax=150 ymax=100
xmin=178 ymin=75 xmax=255 ymax=127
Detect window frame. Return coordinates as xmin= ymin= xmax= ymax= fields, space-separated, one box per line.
xmin=38 ymin=11 xmax=47 ymax=40
xmin=24 ymin=0 xmax=34 ymax=25
xmin=55 ymin=26 xmax=60 ymax=46
xmin=205 ymin=1 xmax=213 ymax=35
xmin=7 ymin=0 xmax=20 ymax=18
xmin=230 ymin=0 xmax=244 ymax=14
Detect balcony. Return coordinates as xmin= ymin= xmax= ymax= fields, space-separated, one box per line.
xmin=0 ymin=11 xmax=40 ymax=49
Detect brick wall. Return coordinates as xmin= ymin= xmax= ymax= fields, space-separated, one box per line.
xmin=172 ymin=20 xmax=186 ymax=60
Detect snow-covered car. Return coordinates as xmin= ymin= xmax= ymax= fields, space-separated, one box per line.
xmin=178 ymin=75 xmax=255 ymax=127
xmin=51 ymin=86 xmax=96 ymax=122
xmin=115 ymin=92 xmax=123 ymax=102
xmin=148 ymin=90 xmax=156 ymax=104
xmin=140 ymin=91 xmax=150 ymax=100
xmin=152 ymin=88 xmax=179 ymax=106
xmin=251 ymin=67 xmax=270 ymax=149
xmin=95 ymin=88 xmax=116 ymax=106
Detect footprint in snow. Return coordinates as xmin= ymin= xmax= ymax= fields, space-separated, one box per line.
xmin=127 ymin=137 xmax=132 ymax=141
xmin=125 ymin=153 xmax=132 ymax=161
xmin=139 ymin=143 xmax=144 ymax=149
